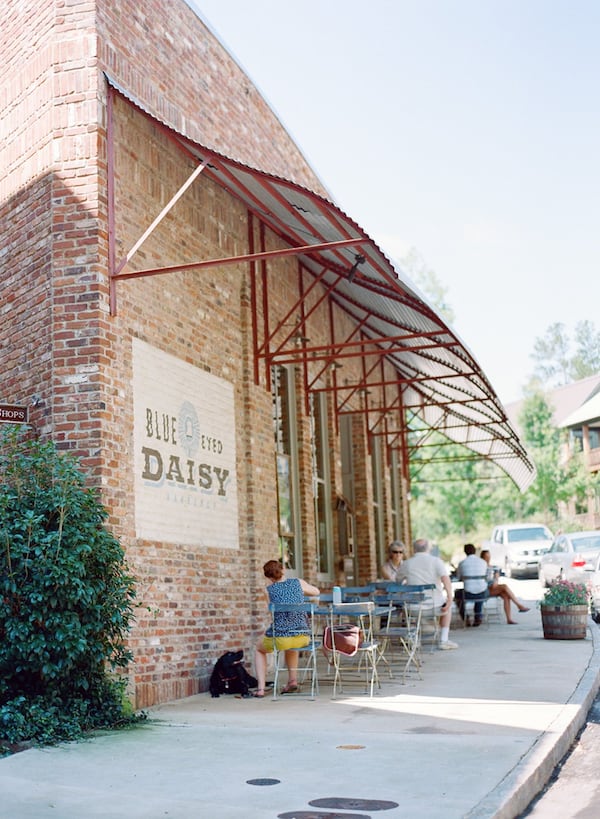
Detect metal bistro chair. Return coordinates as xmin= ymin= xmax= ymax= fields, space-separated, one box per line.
xmin=324 ymin=601 xmax=380 ymax=698
xmin=455 ymin=576 xmax=490 ymax=627
xmin=340 ymin=585 xmax=373 ymax=602
xmin=483 ymin=591 xmax=503 ymax=624
xmin=399 ymin=583 xmax=438 ymax=652
xmin=377 ymin=584 xmax=434 ymax=679
xmin=481 ymin=568 xmax=504 ymax=624
xmin=268 ymin=601 xmax=319 ymax=700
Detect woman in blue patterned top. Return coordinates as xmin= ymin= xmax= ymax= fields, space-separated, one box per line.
xmin=254 ymin=559 xmax=319 ymax=698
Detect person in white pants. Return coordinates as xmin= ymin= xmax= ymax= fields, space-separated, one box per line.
xmin=399 ymin=538 xmax=458 ymax=650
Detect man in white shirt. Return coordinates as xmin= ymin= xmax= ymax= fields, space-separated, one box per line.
xmin=455 ymin=543 xmax=489 ymax=626
xmin=399 ymin=537 xmax=458 ymax=650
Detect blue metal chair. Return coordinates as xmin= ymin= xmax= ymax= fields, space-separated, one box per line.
xmin=325 ymin=601 xmax=380 ymax=698
xmin=455 ymin=576 xmax=490 ymax=627
xmin=340 ymin=585 xmax=373 ymax=602
xmin=376 ymin=585 xmax=435 ymax=679
xmin=268 ymin=601 xmax=319 ymax=700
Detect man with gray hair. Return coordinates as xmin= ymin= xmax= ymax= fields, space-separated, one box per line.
xmin=398 ymin=537 xmax=458 ymax=650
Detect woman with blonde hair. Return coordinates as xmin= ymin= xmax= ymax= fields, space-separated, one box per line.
xmin=253 ymin=559 xmax=319 ymax=698
xmin=381 ymin=540 xmax=406 ymax=582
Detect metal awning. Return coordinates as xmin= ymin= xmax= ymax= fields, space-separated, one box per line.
xmin=106 ymin=78 xmax=535 ymax=492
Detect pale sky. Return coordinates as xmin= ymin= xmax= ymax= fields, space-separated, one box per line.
xmin=192 ymin=0 xmax=600 ymax=405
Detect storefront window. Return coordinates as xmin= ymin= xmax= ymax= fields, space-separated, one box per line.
xmin=272 ymin=365 xmax=300 ymax=570
xmin=390 ymin=448 xmax=403 ymax=541
xmin=371 ymin=435 xmax=385 ymax=568
xmin=311 ymin=391 xmax=333 ymax=578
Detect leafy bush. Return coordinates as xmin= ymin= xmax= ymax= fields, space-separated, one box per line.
xmin=0 ymin=426 xmax=141 ymax=750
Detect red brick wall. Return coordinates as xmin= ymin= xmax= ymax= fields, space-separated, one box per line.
xmin=109 ymin=92 xmax=342 ymax=704
xmin=96 ymin=0 xmax=327 ymax=194
xmin=0 ymin=0 xmax=406 ymax=708
xmin=1 ymin=0 xmax=108 ymax=453
xmin=0 ymin=176 xmax=53 ymax=433
xmin=1 ymin=2 xmax=57 ymax=433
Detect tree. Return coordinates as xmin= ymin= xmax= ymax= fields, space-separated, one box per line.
xmin=402 ymin=265 xmax=599 ymax=551
xmin=530 ymin=322 xmax=572 ymax=386
xmin=0 ymin=426 xmax=140 ymax=750
xmin=571 ymin=320 xmax=600 ymax=379
xmin=517 ymin=388 xmax=592 ymax=521
xmin=408 ymin=427 xmax=504 ymax=548
xmin=531 ymin=320 xmax=600 ymax=386
xmin=399 ymin=247 xmax=456 ymax=324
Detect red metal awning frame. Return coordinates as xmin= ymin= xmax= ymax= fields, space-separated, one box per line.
xmin=105 ymin=78 xmax=535 ymax=492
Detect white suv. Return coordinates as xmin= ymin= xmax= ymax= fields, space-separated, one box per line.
xmin=487 ymin=523 xmax=554 ymax=579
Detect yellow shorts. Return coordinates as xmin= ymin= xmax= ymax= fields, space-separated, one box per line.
xmin=262 ymin=634 xmax=310 ymax=651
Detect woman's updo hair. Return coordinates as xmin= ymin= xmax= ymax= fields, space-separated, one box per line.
xmin=263 ymin=559 xmax=284 ymax=581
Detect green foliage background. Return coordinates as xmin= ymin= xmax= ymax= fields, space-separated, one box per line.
xmin=0 ymin=426 xmax=140 ymax=751
xmin=399 ymin=261 xmax=600 ymax=561
xmin=410 ymin=388 xmax=597 ymax=561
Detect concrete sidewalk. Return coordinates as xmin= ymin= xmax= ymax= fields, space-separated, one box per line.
xmin=1 ymin=607 xmax=600 ymax=819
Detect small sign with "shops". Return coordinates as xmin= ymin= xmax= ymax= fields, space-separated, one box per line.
xmin=0 ymin=405 xmax=29 ymax=423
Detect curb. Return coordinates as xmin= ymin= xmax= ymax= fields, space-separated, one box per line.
xmin=466 ymin=619 xmax=600 ymax=818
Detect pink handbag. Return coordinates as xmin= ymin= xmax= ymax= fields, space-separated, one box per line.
xmin=322 ymin=623 xmax=362 ymax=657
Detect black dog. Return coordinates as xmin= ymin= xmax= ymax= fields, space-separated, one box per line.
xmin=209 ymin=650 xmax=258 ymax=698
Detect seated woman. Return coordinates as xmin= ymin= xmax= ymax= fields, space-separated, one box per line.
xmin=380 ymin=540 xmax=406 ymax=582
xmin=480 ymin=549 xmax=530 ymax=624
xmin=254 ymin=559 xmax=320 ymax=698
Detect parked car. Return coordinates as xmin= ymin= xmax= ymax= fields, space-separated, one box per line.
xmin=538 ymin=530 xmax=600 ymax=587
xmin=486 ymin=523 xmax=554 ymax=578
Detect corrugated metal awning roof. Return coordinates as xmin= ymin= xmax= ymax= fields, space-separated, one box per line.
xmin=106 ymin=76 xmax=535 ymax=491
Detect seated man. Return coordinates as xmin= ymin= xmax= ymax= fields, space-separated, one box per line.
xmin=454 ymin=543 xmax=488 ymax=626
xmin=398 ymin=537 xmax=458 ymax=650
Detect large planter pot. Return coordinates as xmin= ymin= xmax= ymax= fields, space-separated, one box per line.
xmin=540 ymin=605 xmax=589 ymax=640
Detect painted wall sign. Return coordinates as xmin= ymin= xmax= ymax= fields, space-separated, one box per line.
xmin=0 ymin=405 xmax=28 ymax=423
xmin=133 ymin=338 xmax=239 ymax=548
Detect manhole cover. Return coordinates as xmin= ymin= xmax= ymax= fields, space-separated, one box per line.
xmin=246 ymin=777 xmax=281 ymax=786
xmin=310 ymin=798 xmax=399 ymax=811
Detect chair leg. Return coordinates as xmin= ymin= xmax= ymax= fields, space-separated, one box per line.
xmin=304 ymin=646 xmax=318 ymax=699
xmin=331 ymin=654 xmax=342 ymax=698
xmin=275 ymin=647 xmax=319 ymax=699
xmin=367 ymin=651 xmax=380 ymax=696
xmin=271 ymin=650 xmax=279 ymax=700
xmin=464 ymin=597 xmax=488 ymax=628
xmin=375 ymin=636 xmax=393 ymax=679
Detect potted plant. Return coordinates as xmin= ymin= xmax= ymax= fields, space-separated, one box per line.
xmin=540 ymin=579 xmax=590 ymax=640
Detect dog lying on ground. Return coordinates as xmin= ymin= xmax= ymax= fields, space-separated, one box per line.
xmin=209 ymin=650 xmax=258 ymax=698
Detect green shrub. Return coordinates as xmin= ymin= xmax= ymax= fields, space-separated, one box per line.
xmin=0 ymin=425 xmax=141 ymax=749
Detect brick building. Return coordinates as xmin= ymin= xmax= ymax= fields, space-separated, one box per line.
xmin=1 ymin=0 xmax=534 ymax=707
